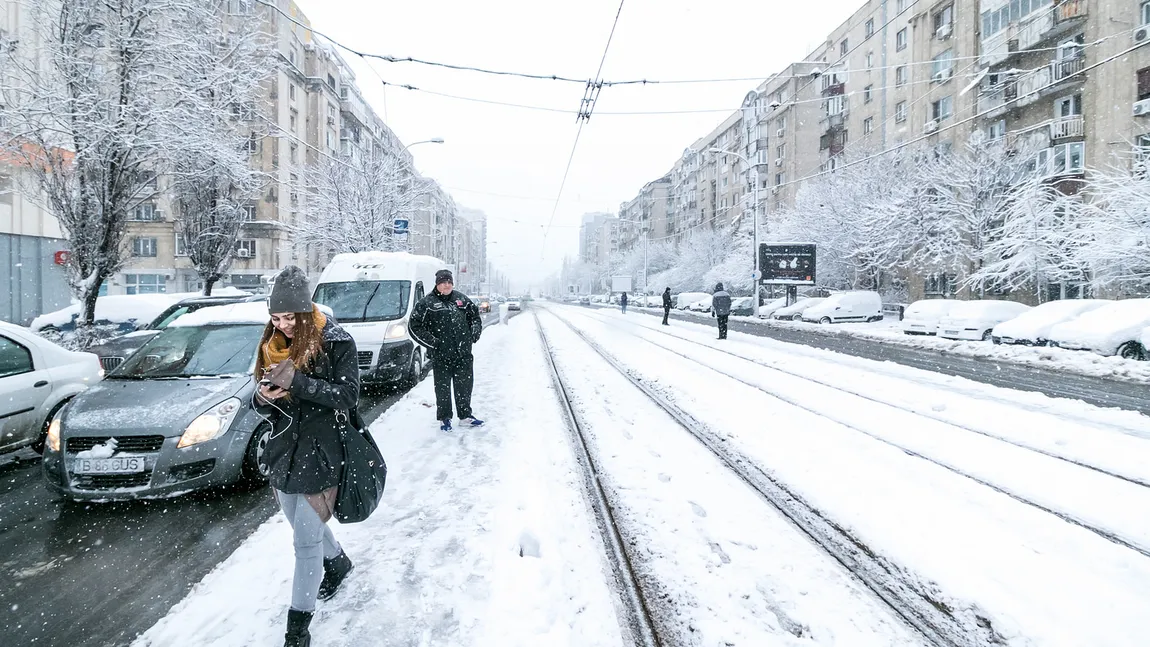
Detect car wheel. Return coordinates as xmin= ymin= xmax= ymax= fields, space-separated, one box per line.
xmin=32 ymin=399 xmax=70 ymax=454
xmin=1118 ymin=341 xmax=1146 ymax=361
xmin=820 ymin=317 xmax=832 ymax=325
xmin=791 ymin=313 xmax=803 ymax=321
xmin=981 ymin=330 xmax=993 ymax=342
xmin=239 ymin=424 xmax=271 ymax=486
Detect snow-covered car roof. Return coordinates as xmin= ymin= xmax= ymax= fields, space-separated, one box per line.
xmin=993 ymin=299 xmax=1110 ymax=341
xmin=943 ymin=300 xmax=1031 ymax=319
xmin=904 ymin=299 xmax=959 ymax=317
xmin=1049 ymin=298 xmax=1150 ymax=353
xmin=773 ymin=297 xmax=825 ymax=315
xmin=168 ymin=302 xmax=271 ymax=327
xmin=29 ymin=288 xmax=251 ymax=331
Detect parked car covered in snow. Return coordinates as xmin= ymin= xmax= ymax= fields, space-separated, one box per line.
xmin=802 ymin=291 xmax=883 ymax=324
xmin=687 ymin=295 xmax=714 ymax=312
xmin=29 ymin=289 xmax=250 ymax=334
xmin=992 ymin=299 xmax=1110 ymax=346
xmin=1048 ymin=299 xmax=1150 ymax=360
xmin=0 ymin=321 xmax=103 ymax=455
xmin=901 ymin=299 xmax=959 ymax=336
xmin=758 ymin=296 xmax=788 ymax=319
xmin=730 ymin=297 xmax=756 ymax=317
xmin=937 ymin=300 xmax=1032 ymax=341
xmin=772 ymin=298 xmax=827 ymax=321
xmin=41 ymin=302 xmax=272 ymax=500
xmin=674 ymin=292 xmax=709 ymax=310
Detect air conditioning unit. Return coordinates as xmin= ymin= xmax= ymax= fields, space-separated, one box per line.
xmin=936 ymin=23 xmax=953 ymax=39
xmin=776 ymin=128 xmax=785 ymax=137
xmin=1134 ymin=98 xmax=1150 ymax=116
xmin=237 ymin=249 xmax=252 ymax=258
xmin=1136 ymin=26 xmax=1150 ymax=43
xmin=924 ymin=120 xmax=939 ymax=133
xmin=774 ymin=158 xmax=784 ymax=167
xmin=326 ymin=116 xmax=336 ymax=126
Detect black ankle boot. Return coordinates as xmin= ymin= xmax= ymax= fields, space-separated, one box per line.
xmin=317 ymin=551 xmax=354 ymax=601
xmin=284 ymin=608 xmax=312 ymax=647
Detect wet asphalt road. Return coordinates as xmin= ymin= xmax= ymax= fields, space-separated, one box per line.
xmin=612 ymin=305 xmax=1150 ymax=415
xmin=0 ymin=312 xmax=504 ymax=647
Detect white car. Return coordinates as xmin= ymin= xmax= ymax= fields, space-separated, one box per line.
xmin=992 ymin=299 xmax=1110 ymax=346
xmin=1049 ymin=298 xmax=1150 ymax=360
xmin=29 ymin=289 xmax=248 ymax=333
xmin=507 ymin=299 xmax=522 ymax=311
xmin=802 ymin=291 xmax=883 ymax=324
xmin=688 ymin=295 xmax=714 ymax=312
xmin=901 ymin=299 xmax=960 ymax=335
xmin=772 ymin=298 xmax=827 ymax=321
xmin=675 ymin=292 xmax=709 ymax=310
xmin=937 ymin=300 xmax=1032 ymax=341
xmin=0 ymin=321 xmax=103 ymax=454
xmin=757 ymin=296 xmax=789 ymax=319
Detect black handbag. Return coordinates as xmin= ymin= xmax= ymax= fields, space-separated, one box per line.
xmin=334 ymin=408 xmax=387 ymax=524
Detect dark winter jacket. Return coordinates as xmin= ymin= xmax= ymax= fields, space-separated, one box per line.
xmin=620 ymin=293 xmax=628 ymax=305
xmin=662 ymin=290 xmax=672 ymax=309
xmin=257 ymin=319 xmax=360 ymax=495
xmin=409 ymin=289 xmax=483 ymax=359
xmin=712 ymin=283 xmax=732 ymax=317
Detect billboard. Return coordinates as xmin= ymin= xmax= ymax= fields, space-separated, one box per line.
xmin=759 ymin=243 xmax=816 ymax=285
xmin=611 ymin=275 xmax=633 ymax=293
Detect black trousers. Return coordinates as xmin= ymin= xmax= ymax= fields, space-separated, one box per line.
xmin=432 ymin=353 xmax=474 ymax=421
xmin=662 ymin=307 xmax=670 ymax=325
xmin=717 ymin=315 xmax=729 ymax=339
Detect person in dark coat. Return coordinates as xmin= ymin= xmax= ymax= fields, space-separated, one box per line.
xmin=254 ymin=265 xmax=360 ymax=647
xmin=620 ymin=292 xmax=628 ymax=314
xmin=711 ymin=282 xmax=732 ymax=340
xmin=409 ymin=269 xmax=484 ymax=432
xmin=661 ymin=287 xmax=672 ymax=325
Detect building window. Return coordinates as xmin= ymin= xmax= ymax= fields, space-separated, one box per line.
xmin=290 ymin=109 xmax=298 ymax=133
xmin=1139 ymin=67 xmax=1150 ymax=101
xmin=756 ymin=150 xmax=768 ymax=165
xmin=925 ymin=272 xmax=957 ymax=297
xmin=124 ymin=274 xmax=166 ymax=295
xmin=776 ymin=143 xmax=786 ymax=159
xmin=175 ymin=234 xmax=188 ymax=257
xmin=932 ymin=49 xmax=954 ymax=80
xmin=1051 ymin=141 xmax=1086 ymax=175
xmin=247 ymin=133 xmax=260 ymax=154
xmin=131 ymin=237 xmax=158 ymax=258
xmin=932 ymin=96 xmax=953 ymax=121
xmin=775 ymin=173 xmax=785 ymax=186
xmin=895 ymin=101 xmax=907 ymax=122
xmin=778 ymin=116 xmax=787 ymax=131
xmin=290 ymin=143 xmax=298 ymax=165
xmin=865 ymin=18 xmax=875 ymax=38
xmin=1143 ymin=0 xmax=1150 ymax=26
xmin=866 ymin=51 xmax=874 ymax=69
xmin=864 ymin=85 xmax=873 ymax=103
xmin=131 ymin=203 xmax=158 ymax=221
xmin=897 ymin=0 xmax=907 ymax=12
xmin=1136 ymin=134 xmax=1150 ymax=170
xmin=289 ymin=46 xmax=298 ymax=68
xmin=326 ymin=131 xmax=334 ymax=150
xmin=840 ymin=39 xmax=849 ymax=56
xmin=988 ymin=119 xmax=1006 ymax=140
xmin=234 ymin=239 xmax=256 ymax=259
xmin=934 ymin=5 xmax=954 ymax=34
xmin=864 ymin=117 xmax=874 ymax=134
xmin=327 ymin=73 xmax=336 ymax=90
xmin=289 ymin=84 xmax=296 ymax=101
xmin=896 ymin=28 xmax=907 ymax=51
xmin=896 ymin=66 xmax=908 ymax=86
xmin=241 ymin=205 xmax=256 ymax=221
xmin=1056 ymin=93 xmax=1083 ymax=118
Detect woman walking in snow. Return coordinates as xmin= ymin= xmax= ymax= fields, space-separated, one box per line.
xmin=255 ymin=266 xmax=359 ymax=647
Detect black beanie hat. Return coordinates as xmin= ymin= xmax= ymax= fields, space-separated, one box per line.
xmin=435 ymin=269 xmax=454 ymax=285
xmin=269 ymin=265 xmax=312 ymax=313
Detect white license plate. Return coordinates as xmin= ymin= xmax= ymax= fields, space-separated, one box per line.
xmin=72 ymin=457 xmax=146 ymax=474
xmin=943 ymin=330 xmax=959 ymax=336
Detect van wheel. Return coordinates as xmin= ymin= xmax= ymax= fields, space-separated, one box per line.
xmin=1118 ymin=341 xmax=1146 ymax=361
xmin=819 ymin=317 xmax=832 ymax=325
xmin=239 ymin=425 xmax=271 ymax=487
xmin=32 ymin=399 xmax=70 ymax=454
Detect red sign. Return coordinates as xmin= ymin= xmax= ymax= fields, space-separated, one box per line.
xmin=54 ymin=251 xmax=71 ymax=265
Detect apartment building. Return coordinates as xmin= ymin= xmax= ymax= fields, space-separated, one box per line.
xmin=579 ymin=212 xmax=617 ymax=265
xmin=456 ymin=207 xmax=488 ymax=294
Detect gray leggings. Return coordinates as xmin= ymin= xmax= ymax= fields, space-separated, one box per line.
xmin=275 ymin=490 xmax=342 ymax=612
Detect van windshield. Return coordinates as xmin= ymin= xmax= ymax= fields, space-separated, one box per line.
xmin=314 ymin=281 xmax=411 ymax=323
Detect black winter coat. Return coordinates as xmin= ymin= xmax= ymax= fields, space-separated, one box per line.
xmin=409 ymin=290 xmax=483 ymax=360
xmin=662 ymin=291 xmax=672 ymax=308
xmin=257 ymin=319 xmax=360 ymax=495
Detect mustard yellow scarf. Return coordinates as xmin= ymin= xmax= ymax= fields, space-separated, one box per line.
xmin=261 ymin=306 xmax=327 ymax=368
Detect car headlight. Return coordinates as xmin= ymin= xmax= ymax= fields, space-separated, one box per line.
xmin=178 ymin=398 xmax=242 ymax=448
xmin=386 ymin=323 xmax=408 ymax=340
xmin=47 ymin=416 xmax=62 ymax=452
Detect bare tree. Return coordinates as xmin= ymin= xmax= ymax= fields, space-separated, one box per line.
xmin=295 ymin=153 xmax=435 ymax=258
xmin=0 ymin=0 xmax=269 ymax=325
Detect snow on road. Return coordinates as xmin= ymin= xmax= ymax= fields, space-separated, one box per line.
xmin=548 ymin=304 xmax=1150 ymax=646
xmin=536 ymin=310 xmax=927 ymax=646
xmin=135 ymin=316 xmax=624 ymax=647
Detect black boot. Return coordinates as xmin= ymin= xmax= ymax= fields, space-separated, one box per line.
xmin=284 ymin=609 xmax=312 ymax=647
xmin=317 ymin=550 xmax=354 ymax=601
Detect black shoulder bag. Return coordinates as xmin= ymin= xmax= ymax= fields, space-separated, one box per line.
xmin=333 ymin=407 xmax=388 ymax=524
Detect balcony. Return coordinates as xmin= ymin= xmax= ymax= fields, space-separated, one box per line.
xmin=1055 ymin=0 xmax=1087 ymax=22
xmin=1050 ymin=115 xmax=1084 ymax=139
xmin=1052 ymin=56 xmax=1085 ymax=82
xmin=980 ymin=0 xmax=1088 ymax=67
xmin=1014 ymin=65 xmax=1051 ymax=108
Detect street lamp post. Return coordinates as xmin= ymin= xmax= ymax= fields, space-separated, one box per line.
xmin=403 ymin=138 xmax=445 ymax=151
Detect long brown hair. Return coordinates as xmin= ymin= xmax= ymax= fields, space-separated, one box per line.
xmin=254 ymin=308 xmax=325 ymax=379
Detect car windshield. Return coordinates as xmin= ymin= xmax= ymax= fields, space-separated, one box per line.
xmin=148 ymin=305 xmax=191 ymax=330
xmin=110 ymin=324 xmax=264 ymax=379
xmin=313 ymin=281 xmax=411 ymax=323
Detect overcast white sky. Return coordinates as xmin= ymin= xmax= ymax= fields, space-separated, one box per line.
xmin=295 ymin=0 xmax=867 ymax=292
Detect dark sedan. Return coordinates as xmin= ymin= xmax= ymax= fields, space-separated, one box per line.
xmin=42 ymin=303 xmax=272 ymax=500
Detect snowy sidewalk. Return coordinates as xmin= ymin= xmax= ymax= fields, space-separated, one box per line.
xmin=134 ymin=316 xmax=623 ymax=647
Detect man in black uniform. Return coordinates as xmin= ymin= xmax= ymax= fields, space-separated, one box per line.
xmin=409 ymin=269 xmax=484 ymax=432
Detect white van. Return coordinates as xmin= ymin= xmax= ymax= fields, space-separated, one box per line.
xmin=313 ymin=251 xmax=445 ymax=386
xmin=801 ymin=291 xmax=883 ymax=324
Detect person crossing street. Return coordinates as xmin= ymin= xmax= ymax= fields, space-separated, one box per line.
xmin=409 ymin=270 xmax=484 ymax=432
xmin=661 ymin=287 xmax=672 ymax=325
xmin=711 ymin=282 xmax=732 ymax=340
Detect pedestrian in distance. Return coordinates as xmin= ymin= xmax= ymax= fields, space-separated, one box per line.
xmin=661 ymin=287 xmax=672 ymax=325
xmin=621 ymin=291 xmax=628 ymax=314
xmin=409 ymin=269 xmax=484 ymax=432
xmin=712 ymin=282 xmax=732 ymax=340
xmin=254 ymin=265 xmax=359 ymax=647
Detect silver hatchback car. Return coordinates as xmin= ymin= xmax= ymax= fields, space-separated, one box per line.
xmin=42 ymin=303 xmax=272 ymax=500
